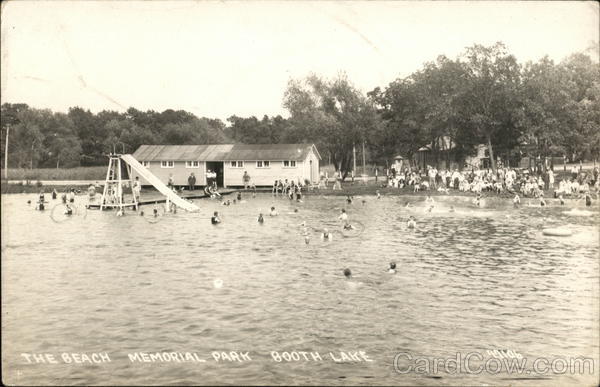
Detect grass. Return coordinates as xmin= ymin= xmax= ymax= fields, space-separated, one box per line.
xmin=1 ymin=182 xmax=91 ymax=194
xmin=1 ymin=166 xmax=106 ymax=181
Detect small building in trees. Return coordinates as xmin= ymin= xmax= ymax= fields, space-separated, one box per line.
xmin=414 ymin=137 xmax=489 ymax=170
xmin=131 ymin=143 xmax=321 ymax=188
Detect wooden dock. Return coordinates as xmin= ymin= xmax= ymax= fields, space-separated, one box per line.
xmin=86 ymin=188 xmax=235 ymax=209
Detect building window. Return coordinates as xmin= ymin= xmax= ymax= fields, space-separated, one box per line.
xmin=283 ymin=160 xmax=297 ymax=168
xmin=161 ymin=161 xmax=175 ymax=168
xmin=256 ymin=160 xmax=270 ymax=168
xmin=141 ymin=161 xmax=150 ymax=167
xmin=186 ymin=161 xmax=200 ymax=168
xmin=230 ymin=161 xmax=244 ymax=168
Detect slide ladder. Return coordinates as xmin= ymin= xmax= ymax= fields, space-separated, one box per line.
xmin=120 ymin=154 xmax=200 ymax=212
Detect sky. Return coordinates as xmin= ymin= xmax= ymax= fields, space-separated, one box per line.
xmin=1 ymin=1 xmax=598 ymax=122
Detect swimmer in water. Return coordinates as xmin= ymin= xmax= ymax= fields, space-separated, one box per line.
xmin=321 ymin=228 xmax=333 ymax=241
xmin=388 ymin=262 xmax=397 ymax=274
xmin=116 ymin=208 xmax=123 ymax=217
xmin=304 ymin=235 xmax=310 ymax=244
xmin=407 ymin=216 xmax=416 ymax=229
xmin=539 ymin=193 xmax=546 ymax=207
xmin=270 ymin=206 xmax=278 ymax=216
xmin=211 ymin=211 xmax=221 ymax=224
xmin=300 ymin=221 xmax=310 ymax=236
xmin=346 ymin=195 xmax=353 ymax=204
xmin=376 ymin=190 xmax=381 ymax=199
xmin=233 ymin=199 xmax=237 ymax=205
xmin=257 ymin=213 xmax=264 ymax=224
xmin=475 ymin=193 xmax=482 ymax=207
xmin=236 ymin=192 xmax=242 ymax=201
xmin=405 ymin=201 xmax=411 ymax=208
xmin=51 ymin=189 xmax=58 ymax=200
xmin=361 ymin=199 xmax=366 ymax=206
xmin=339 ymin=208 xmax=354 ymax=230
xmin=585 ymin=193 xmax=592 ymax=207
xmin=558 ymin=194 xmax=565 ymax=206
xmin=64 ymin=204 xmax=73 ymax=215
xmin=343 ymin=268 xmax=352 ymax=279
xmin=140 ymin=210 xmax=145 ymax=216
xmin=425 ymin=195 xmax=434 ymax=204
xmin=513 ymin=194 xmax=521 ymax=208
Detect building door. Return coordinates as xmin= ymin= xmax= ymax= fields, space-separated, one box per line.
xmin=206 ymin=162 xmax=224 ymax=187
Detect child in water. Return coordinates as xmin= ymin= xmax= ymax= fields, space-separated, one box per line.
xmin=321 ymin=228 xmax=333 ymax=241
xmin=407 ymin=216 xmax=416 ymax=229
xmin=64 ymin=204 xmax=73 ymax=216
xmin=475 ymin=193 xmax=482 ymax=207
xmin=585 ymin=193 xmax=592 ymax=207
xmin=211 ymin=211 xmax=221 ymax=224
xmin=343 ymin=268 xmax=352 ymax=279
xmin=425 ymin=195 xmax=434 ymax=204
xmin=376 ymin=190 xmax=381 ymax=199
xmin=257 ymin=213 xmax=264 ymax=224
xmin=388 ymin=262 xmax=397 ymax=274
xmin=52 ymin=189 xmax=58 ymax=200
xmin=269 ymin=206 xmax=278 ymax=216
xmin=558 ymin=194 xmax=565 ymax=206
xmin=539 ymin=193 xmax=546 ymax=207
xmin=346 ymin=195 xmax=353 ymax=204
xmin=339 ymin=208 xmax=354 ymax=230
xmin=513 ymin=194 xmax=521 ymax=208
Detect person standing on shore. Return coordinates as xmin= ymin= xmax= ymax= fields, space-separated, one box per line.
xmin=188 ymin=173 xmax=196 ymax=192
xmin=132 ymin=176 xmax=141 ymax=201
xmin=243 ymin=171 xmax=251 ymax=190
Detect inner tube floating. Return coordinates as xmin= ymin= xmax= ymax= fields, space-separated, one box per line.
xmin=543 ymin=228 xmax=572 ymax=237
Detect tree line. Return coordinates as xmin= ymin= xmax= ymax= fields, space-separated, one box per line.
xmin=1 ymin=42 xmax=598 ymax=176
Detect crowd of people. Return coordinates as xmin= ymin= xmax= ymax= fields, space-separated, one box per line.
xmin=271 ymin=178 xmax=306 ymax=201
xmin=385 ymin=165 xmax=600 ymax=198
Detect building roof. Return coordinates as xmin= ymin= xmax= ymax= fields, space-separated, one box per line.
xmin=133 ymin=143 xmax=320 ymax=162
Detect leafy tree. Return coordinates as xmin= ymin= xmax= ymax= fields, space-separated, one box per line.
xmin=283 ymin=73 xmax=380 ymax=179
xmin=459 ymin=42 xmax=523 ymax=171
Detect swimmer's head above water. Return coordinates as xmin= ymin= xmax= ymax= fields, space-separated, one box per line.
xmin=343 ymin=268 xmax=352 ymax=278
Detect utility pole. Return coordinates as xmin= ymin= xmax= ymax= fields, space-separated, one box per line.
xmin=4 ymin=124 xmax=9 ymax=180
xmin=362 ymin=140 xmax=366 ymax=176
xmin=352 ymin=144 xmax=356 ymax=182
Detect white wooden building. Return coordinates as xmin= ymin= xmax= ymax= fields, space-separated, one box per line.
xmin=131 ymin=143 xmax=321 ymax=188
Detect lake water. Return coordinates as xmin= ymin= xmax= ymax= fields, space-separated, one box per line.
xmin=2 ymin=193 xmax=599 ymax=386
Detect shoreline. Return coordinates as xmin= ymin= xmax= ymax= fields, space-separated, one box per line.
xmin=2 ymin=184 xmax=594 ymax=203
